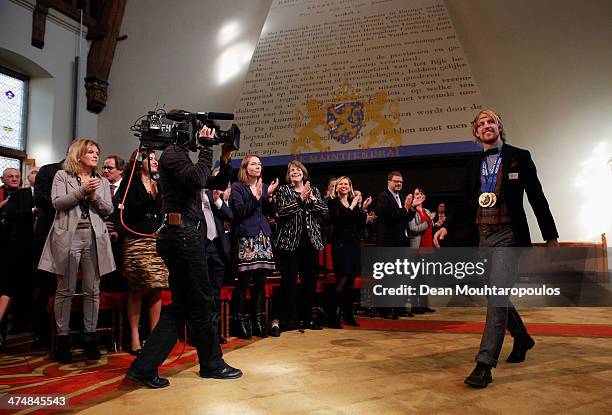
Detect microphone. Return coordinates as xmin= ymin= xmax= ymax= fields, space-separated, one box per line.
xmin=165 ymin=111 xmax=191 ymax=122
xmin=198 ymin=112 xmax=234 ymax=121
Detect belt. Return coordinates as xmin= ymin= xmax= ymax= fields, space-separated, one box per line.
xmin=161 ymin=214 xmax=201 ymax=229
xmin=478 ymin=223 xmax=505 ymax=234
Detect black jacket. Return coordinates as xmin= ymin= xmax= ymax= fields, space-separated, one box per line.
xmin=445 ymin=143 xmax=558 ymax=247
xmin=375 ymin=189 xmax=416 ymax=247
xmin=6 ymin=187 xmax=35 ymax=251
xmin=273 ymin=184 xmax=328 ymax=251
xmin=204 ymin=189 xmax=233 ymax=258
xmin=158 ymin=144 xmax=231 ymax=223
xmin=32 ymin=160 xmax=64 ymax=262
xmin=118 ymin=176 xmax=163 ymax=235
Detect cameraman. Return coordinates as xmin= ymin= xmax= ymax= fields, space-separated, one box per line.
xmin=127 ymin=124 xmax=241 ymax=388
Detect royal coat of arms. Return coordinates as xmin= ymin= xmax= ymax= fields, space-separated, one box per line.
xmin=291 ymin=80 xmax=401 ymax=154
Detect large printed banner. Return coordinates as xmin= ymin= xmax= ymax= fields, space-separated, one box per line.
xmin=234 ymin=0 xmax=484 ymax=165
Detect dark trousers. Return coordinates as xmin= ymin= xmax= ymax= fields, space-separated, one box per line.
xmin=204 ymin=238 xmax=225 ymax=310
xmin=275 ymin=243 xmax=318 ymax=324
xmin=8 ymin=254 xmax=35 ymax=329
xmin=129 ymin=232 xmax=223 ymax=377
xmin=476 ymin=226 xmax=529 ymax=367
xmin=32 ymin=270 xmax=57 ymax=342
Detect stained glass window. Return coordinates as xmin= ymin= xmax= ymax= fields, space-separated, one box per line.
xmin=0 ymin=68 xmax=27 ymax=152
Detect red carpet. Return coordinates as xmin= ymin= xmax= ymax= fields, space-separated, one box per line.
xmin=1 ymin=318 xmax=611 ymax=413
xmin=353 ymin=318 xmax=612 ymax=337
xmin=0 ymin=339 xmax=247 ymax=414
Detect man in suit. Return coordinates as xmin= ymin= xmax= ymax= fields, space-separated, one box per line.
xmin=101 ymin=155 xmax=126 ymax=291
xmin=32 ymin=160 xmax=64 ymax=346
xmin=102 ymin=155 xmax=125 ymax=199
xmin=5 ymin=166 xmax=39 ymax=333
xmin=0 ymin=168 xmax=21 ymax=226
xmin=432 ymin=202 xmax=447 ymax=234
xmin=201 ymin=186 xmax=233 ymax=343
xmin=0 ymin=168 xmax=22 ymax=341
xmin=434 ymin=109 xmax=559 ymax=388
xmin=375 ymin=171 xmax=421 ymax=318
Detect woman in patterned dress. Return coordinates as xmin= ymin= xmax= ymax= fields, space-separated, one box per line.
xmin=229 ymin=155 xmax=278 ymax=339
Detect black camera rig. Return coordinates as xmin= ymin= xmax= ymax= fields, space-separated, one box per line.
xmin=131 ymin=108 xmax=240 ymax=151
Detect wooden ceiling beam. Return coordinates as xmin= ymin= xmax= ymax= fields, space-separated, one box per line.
xmin=85 ymin=0 xmax=127 ymax=113
xmin=31 ymin=0 xmax=97 ymax=49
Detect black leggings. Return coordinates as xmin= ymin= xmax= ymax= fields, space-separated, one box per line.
xmin=234 ymin=270 xmax=267 ymax=315
xmin=275 ymin=243 xmax=318 ymax=324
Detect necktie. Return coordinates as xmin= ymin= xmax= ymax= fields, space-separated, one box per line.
xmin=201 ymin=191 xmax=218 ymax=241
xmin=110 ymin=184 xmax=116 ymax=198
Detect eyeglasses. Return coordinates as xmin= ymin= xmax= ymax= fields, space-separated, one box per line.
xmin=102 ymin=166 xmax=116 ymax=171
xmin=390 ymin=179 xmax=403 ymax=183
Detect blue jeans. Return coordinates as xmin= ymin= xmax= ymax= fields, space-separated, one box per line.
xmin=129 ymin=231 xmax=223 ymax=377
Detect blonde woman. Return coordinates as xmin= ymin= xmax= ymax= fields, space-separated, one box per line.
xmin=39 ymin=139 xmax=115 ymax=363
xmin=327 ymin=176 xmax=373 ymax=328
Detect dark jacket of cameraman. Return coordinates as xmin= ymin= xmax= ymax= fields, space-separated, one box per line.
xmin=158 ymin=144 xmax=231 ymax=231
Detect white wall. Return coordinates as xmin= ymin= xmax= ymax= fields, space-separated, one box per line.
xmin=99 ymin=0 xmax=612 ymax=243
xmin=446 ymin=0 xmax=612 ymax=242
xmin=97 ymin=0 xmax=273 ymax=161
xmin=0 ymin=0 xmax=97 ymax=167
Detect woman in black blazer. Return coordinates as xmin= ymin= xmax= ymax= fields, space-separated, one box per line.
xmin=229 ymin=155 xmax=278 ymax=339
xmin=327 ymin=176 xmax=374 ymax=328
xmin=118 ymin=149 xmax=168 ymax=355
xmin=272 ymin=160 xmax=328 ymax=335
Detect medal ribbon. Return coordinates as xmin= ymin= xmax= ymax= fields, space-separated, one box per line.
xmin=481 ymin=155 xmax=502 ymax=194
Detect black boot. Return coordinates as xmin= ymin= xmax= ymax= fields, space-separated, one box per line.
xmin=233 ymin=313 xmax=252 ymax=340
xmin=82 ymin=332 xmax=101 ymax=361
xmin=0 ymin=318 xmax=7 ymax=349
xmin=269 ymin=319 xmax=281 ymax=337
xmin=251 ymin=286 xmax=267 ymax=338
xmin=55 ymin=335 xmax=73 ymax=364
xmin=326 ymin=291 xmax=342 ymax=329
xmin=342 ymin=288 xmax=359 ymax=327
xmin=252 ymin=313 xmax=268 ymax=338
xmin=507 ymin=335 xmax=535 ymax=363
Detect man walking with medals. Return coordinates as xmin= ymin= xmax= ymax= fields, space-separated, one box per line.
xmin=434 ymin=109 xmax=559 ymax=388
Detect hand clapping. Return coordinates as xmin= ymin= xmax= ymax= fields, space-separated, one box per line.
xmin=301 ymin=181 xmax=312 ymax=201
xmin=255 ymin=178 xmax=263 ymax=200
xmin=82 ymin=177 xmax=101 ymax=198
xmin=268 ymin=178 xmax=279 ymax=194
xmin=350 ymin=193 xmax=362 ymax=209
xmin=404 ymin=194 xmax=413 ymax=210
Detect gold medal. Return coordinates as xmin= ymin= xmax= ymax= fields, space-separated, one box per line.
xmin=478 ymin=193 xmax=492 ymax=207
xmin=488 ymin=193 xmax=497 ymax=207
xmin=478 ymin=192 xmax=497 ymax=207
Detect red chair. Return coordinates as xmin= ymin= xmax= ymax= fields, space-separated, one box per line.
xmin=47 ymin=290 xmax=128 ymax=356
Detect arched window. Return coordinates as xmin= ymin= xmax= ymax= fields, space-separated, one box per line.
xmin=0 ymin=66 xmax=28 ymax=183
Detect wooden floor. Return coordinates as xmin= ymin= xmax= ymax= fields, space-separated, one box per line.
xmin=77 ymin=307 xmax=612 ymax=415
